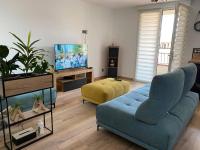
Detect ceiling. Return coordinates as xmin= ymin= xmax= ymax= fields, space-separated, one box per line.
xmin=83 ymin=0 xmax=177 ymax=8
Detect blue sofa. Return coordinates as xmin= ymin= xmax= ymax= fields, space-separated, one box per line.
xmin=1 ymin=88 xmax=57 ymax=111
xmin=96 ymin=63 xmax=199 ymax=150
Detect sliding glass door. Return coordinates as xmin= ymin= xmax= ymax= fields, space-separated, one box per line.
xmin=135 ymin=10 xmax=162 ymax=82
xmin=157 ymin=9 xmax=175 ymax=75
xmin=135 ymin=4 xmax=189 ymax=82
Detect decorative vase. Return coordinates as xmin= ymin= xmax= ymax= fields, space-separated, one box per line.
xmin=36 ymin=119 xmax=44 ymax=135
xmin=110 ymin=59 xmax=115 ymax=67
xmin=9 ymin=106 xmax=24 ymax=122
xmin=32 ymin=100 xmax=48 ymax=113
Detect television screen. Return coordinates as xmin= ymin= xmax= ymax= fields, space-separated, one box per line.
xmin=54 ymin=44 xmax=88 ymax=70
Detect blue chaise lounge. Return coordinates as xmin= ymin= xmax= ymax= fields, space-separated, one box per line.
xmin=96 ymin=63 xmax=199 ymax=150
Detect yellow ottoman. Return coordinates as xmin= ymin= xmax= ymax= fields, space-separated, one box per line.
xmin=81 ymin=78 xmax=130 ymax=104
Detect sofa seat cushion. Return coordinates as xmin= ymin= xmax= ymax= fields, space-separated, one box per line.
xmin=134 ymin=84 xmax=151 ymax=97
xmin=97 ymin=88 xmax=149 ymax=115
xmin=81 ymin=78 xmax=130 ymax=104
xmin=169 ymin=92 xmax=199 ymax=123
xmin=97 ymin=94 xmax=183 ymax=150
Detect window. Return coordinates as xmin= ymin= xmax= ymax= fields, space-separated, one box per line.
xmin=135 ymin=10 xmax=162 ymax=82
xmin=135 ymin=4 xmax=189 ymax=82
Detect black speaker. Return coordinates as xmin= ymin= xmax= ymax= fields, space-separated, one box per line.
xmin=108 ymin=68 xmax=118 ymax=78
xmin=109 ymin=47 xmax=119 ymax=58
xmin=108 ymin=46 xmax=119 ymax=78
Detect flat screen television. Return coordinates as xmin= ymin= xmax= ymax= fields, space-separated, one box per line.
xmin=54 ymin=44 xmax=88 ymax=71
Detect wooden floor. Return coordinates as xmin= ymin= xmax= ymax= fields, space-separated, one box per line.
xmin=0 ymin=82 xmax=200 ymax=150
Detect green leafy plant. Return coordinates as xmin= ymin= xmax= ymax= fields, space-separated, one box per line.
xmin=33 ymin=60 xmax=48 ymax=74
xmin=0 ymin=45 xmax=19 ymax=77
xmin=10 ymin=32 xmax=45 ymax=74
xmin=12 ymin=102 xmax=21 ymax=110
xmin=10 ymin=102 xmax=22 ymax=114
xmin=33 ymin=60 xmax=54 ymax=74
xmin=33 ymin=94 xmax=43 ymax=102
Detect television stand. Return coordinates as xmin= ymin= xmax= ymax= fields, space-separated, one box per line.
xmin=52 ymin=68 xmax=93 ymax=92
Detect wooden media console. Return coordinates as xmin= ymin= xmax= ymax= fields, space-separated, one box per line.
xmin=52 ymin=68 xmax=93 ymax=92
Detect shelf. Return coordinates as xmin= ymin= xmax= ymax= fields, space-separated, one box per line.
xmin=108 ymin=57 xmax=118 ymax=59
xmin=108 ymin=67 xmax=118 ymax=68
xmin=0 ymin=74 xmax=54 ymax=150
xmin=5 ymin=127 xmax=52 ymax=150
xmin=58 ymin=79 xmax=74 ymax=83
xmin=58 ymin=77 xmax=86 ymax=83
xmin=4 ymin=109 xmax=51 ymax=127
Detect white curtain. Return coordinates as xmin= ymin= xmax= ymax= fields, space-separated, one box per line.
xmin=135 ymin=10 xmax=162 ymax=82
xmin=170 ymin=5 xmax=189 ymax=71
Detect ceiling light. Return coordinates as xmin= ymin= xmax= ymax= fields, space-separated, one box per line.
xmin=151 ymin=0 xmax=168 ymax=3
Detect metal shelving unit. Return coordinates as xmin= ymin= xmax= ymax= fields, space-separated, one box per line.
xmin=0 ymin=73 xmax=54 ymax=150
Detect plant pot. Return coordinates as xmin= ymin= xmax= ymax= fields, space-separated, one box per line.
xmin=0 ymin=73 xmax=53 ymax=98
xmin=10 ymin=107 xmax=25 ymax=121
xmin=32 ymin=100 xmax=49 ymax=113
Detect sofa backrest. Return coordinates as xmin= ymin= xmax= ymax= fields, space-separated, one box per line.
xmin=135 ymin=69 xmax=185 ymax=125
xmin=181 ymin=63 xmax=197 ymax=95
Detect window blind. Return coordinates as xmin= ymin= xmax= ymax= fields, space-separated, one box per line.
xmin=170 ymin=5 xmax=189 ymax=71
xmin=135 ymin=10 xmax=162 ymax=82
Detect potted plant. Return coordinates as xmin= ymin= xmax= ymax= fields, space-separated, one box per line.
xmin=0 ymin=32 xmax=53 ymax=98
xmin=32 ymin=94 xmax=48 ymax=113
xmin=34 ymin=59 xmax=53 ymax=74
xmin=0 ymin=45 xmax=19 ymax=78
xmin=9 ymin=103 xmax=24 ymax=122
xmin=10 ymin=32 xmax=53 ymax=75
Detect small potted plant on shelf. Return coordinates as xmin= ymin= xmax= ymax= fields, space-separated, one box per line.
xmin=10 ymin=103 xmax=25 ymax=122
xmin=0 ymin=32 xmax=54 ymax=98
xmin=32 ymin=94 xmax=48 ymax=113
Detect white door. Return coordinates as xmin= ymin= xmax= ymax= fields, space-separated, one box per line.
xmin=135 ymin=10 xmax=162 ymax=82
xmin=169 ymin=5 xmax=189 ymax=71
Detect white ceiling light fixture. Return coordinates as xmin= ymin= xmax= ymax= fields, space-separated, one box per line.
xmin=151 ymin=0 xmax=168 ymax=3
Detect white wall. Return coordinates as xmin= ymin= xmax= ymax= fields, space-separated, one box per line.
xmin=0 ymin=0 xmax=114 ymax=77
xmin=112 ymin=8 xmax=138 ymax=79
xmin=183 ymin=0 xmax=200 ymax=64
